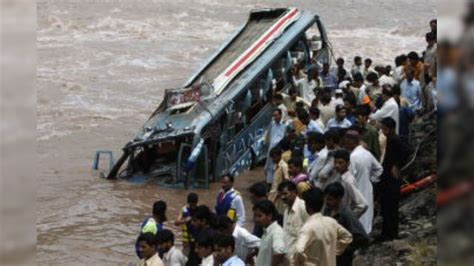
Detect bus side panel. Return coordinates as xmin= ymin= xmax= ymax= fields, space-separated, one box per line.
xmin=229 ymin=150 xmax=253 ymax=177
xmin=250 ymin=104 xmax=274 ymax=164
xmin=217 ymin=103 xmax=273 ymax=178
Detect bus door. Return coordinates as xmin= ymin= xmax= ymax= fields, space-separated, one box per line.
xmin=306 ymin=19 xmax=331 ymax=65
xmin=177 ymin=141 xmax=209 ymax=189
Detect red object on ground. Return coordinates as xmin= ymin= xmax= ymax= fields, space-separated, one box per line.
xmin=400 ymin=174 xmax=437 ymax=196
xmin=437 ymin=181 xmax=474 ymax=207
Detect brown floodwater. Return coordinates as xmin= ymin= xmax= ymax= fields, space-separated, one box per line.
xmin=36 ymin=0 xmax=435 ymax=264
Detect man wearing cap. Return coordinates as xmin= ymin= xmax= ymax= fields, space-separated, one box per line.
xmin=378 ymin=117 xmax=410 ymax=241
xmin=334 ymin=88 xmax=345 ymax=106
xmin=326 ymin=105 xmax=352 ymax=131
xmin=343 ymin=129 xmax=383 ymax=234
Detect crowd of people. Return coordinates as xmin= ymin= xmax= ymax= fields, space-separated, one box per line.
xmin=133 ymin=19 xmax=437 ymax=266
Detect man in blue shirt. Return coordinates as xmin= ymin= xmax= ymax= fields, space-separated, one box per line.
xmin=264 ymin=108 xmax=288 ymax=184
xmin=215 ymin=173 xmax=246 ymax=226
xmin=326 ymin=105 xmax=352 ymax=131
xmin=400 ymin=68 xmax=422 ymax=112
xmin=214 ymin=234 xmax=246 ymax=266
xmin=320 ymin=63 xmax=338 ymax=90
xmin=297 ymin=109 xmax=324 ymax=135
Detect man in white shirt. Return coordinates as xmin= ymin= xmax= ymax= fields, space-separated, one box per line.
xmin=362 ymin=58 xmax=377 ymax=79
xmin=137 ymin=233 xmax=165 ymax=266
xmin=352 ymin=73 xmax=368 ymax=105
xmin=351 ymin=56 xmax=363 ymax=77
xmin=318 ymin=92 xmax=337 ymax=126
xmin=254 ymin=200 xmax=287 ymax=266
xmin=272 ymin=94 xmax=289 ymax=122
xmin=316 ymin=129 xmax=344 ymax=190
xmin=216 ymin=215 xmax=261 ymax=262
xmin=214 ymin=234 xmax=246 ymax=266
xmin=157 ymin=230 xmax=188 ymax=266
xmin=377 ymin=66 xmax=396 ymax=87
xmin=264 ymin=108 xmax=288 ymax=184
xmin=294 ymin=188 xmax=352 ymax=265
xmin=278 ymin=181 xmax=309 ymax=265
xmin=423 ymin=32 xmax=437 ymax=111
xmin=393 ymin=55 xmax=408 ymax=84
xmin=306 ymin=132 xmax=329 ymax=187
xmin=292 ymin=68 xmax=318 ymax=103
xmin=424 ymin=32 xmax=437 ymax=80
xmin=343 ymin=130 xmax=383 ymax=234
xmin=195 ymin=233 xmax=214 ymax=266
xmin=370 ymin=86 xmax=400 ymax=134
xmin=334 ymin=89 xmax=345 ymax=106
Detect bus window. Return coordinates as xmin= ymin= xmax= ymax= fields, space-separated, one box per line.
xmin=271 ymin=57 xmax=284 ymax=90
xmin=246 ymin=68 xmax=275 ymax=121
xmin=304 ymin=21 xmax=330 ymax=66
xmin=289 ymin=38 xmax=310 ymax=67
xmin=262 ymin=69 xmax=274 ymax=103
xmin=271 ymin=53 xmax=292 ymax=92
xmin=247 ymin=78 xmax=264 ymax=122
xmin=282 ymin=51 xmax=295 ymax=90
xmin=226 ymin=94 xmax=248 ymax=140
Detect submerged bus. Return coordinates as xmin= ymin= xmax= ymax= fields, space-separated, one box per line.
xmin=106 ymin=7 xmax=332 ymax=188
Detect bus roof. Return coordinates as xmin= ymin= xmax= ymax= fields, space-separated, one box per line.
xmin=128 ymin=8 xmax=326 ymax=148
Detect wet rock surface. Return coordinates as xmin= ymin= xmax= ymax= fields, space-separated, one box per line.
xmin=354 ymin=186 xmax=437 ymax=265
